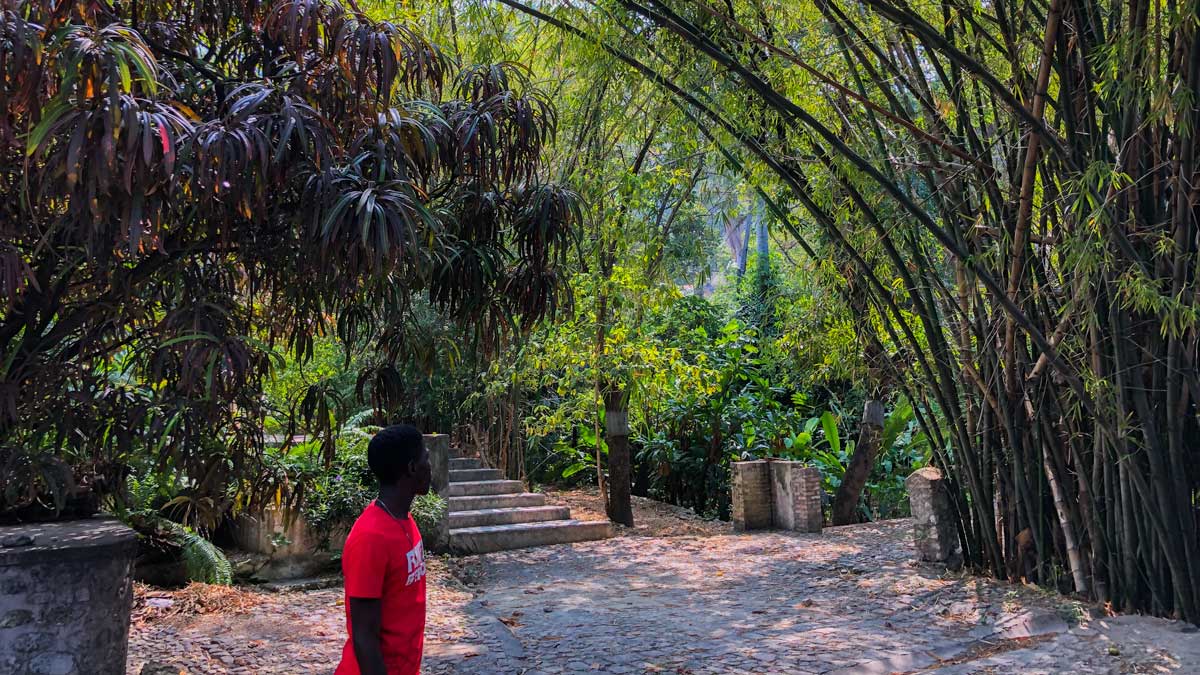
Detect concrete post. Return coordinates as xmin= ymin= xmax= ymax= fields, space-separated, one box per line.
xmin=0 ymin=519 xmax=136 ymax=675
xmin=906 ymin=466 xmax=961 ymax=566
xmin=422 ymin=433 xmax=451 ymax=552
xmin=731 ymin=460 xmax=772 ymax=531
xmin=423 ymin=433 xmax=450 ymax=496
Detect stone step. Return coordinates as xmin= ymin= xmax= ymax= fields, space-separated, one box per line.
xmin=449 ymin=520 xmax=613 ymax=555
xmin=449 ymin=458 xmax=481 ymax=471
xmin=448 ymin=505 xmax=572 ymax=529
xmin=449 ymin=493 xmax=546 ymax=512
xmin=450 ymin=468 xmax=504 ymax=483
xmin=447 ymin=480 xmax=525 ymax=498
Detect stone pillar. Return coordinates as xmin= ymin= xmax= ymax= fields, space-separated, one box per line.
xmin=423 ymin=433 xmax=450 ymax=496
xmin=771 ymin=462 xmax=823 ymax=533
xmin=731 ymin=460 xmax=772 ymax=531
xmin=0 ymin=518 xmax=137 ymax=675
xmin=906 ymin=467 xmax=960 ymax=566
xmin=422 ymin=433 xmax=451 ymax=553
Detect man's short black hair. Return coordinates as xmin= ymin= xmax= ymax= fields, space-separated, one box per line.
xmin=367 ymin=424 xmax=425 ymax=484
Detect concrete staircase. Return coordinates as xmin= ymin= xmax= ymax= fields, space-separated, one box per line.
xmin=447 ymin=456 xmax=612 ymax=555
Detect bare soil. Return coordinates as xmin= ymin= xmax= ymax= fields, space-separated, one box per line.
xmin=538 ymin=485 xmax=732 ymax=538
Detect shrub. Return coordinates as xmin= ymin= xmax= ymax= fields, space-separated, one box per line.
xmin=412 ymin=493 xmax=448 ymax=538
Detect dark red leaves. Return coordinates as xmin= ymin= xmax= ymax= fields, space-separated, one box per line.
xmin=1 ymin=0 xmax=582 ymax=517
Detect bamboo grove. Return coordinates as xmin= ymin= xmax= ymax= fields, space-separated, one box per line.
xmin=491 ymin=0 xmax=1200 ymax=621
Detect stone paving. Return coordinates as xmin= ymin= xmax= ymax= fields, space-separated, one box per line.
xmin=128 ymin=518 xmax=1200 ymax=674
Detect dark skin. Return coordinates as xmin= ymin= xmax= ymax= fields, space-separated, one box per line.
xmin=349 ymin=445 xmax=432 ymax=675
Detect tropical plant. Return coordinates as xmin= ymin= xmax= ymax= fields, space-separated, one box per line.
xmin=123 ymin=472 xmax=233 ymax=585
xmin=173 ymin=522 xmax=234 ymax=586
xmin=0 ymin=0 xmax=581 ymax=519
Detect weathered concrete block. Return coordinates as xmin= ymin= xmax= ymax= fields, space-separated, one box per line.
xmin=906 ymin=466 xmax=961 ymax=566
xmin=422 ymin=433 xmax=451 ymax=553
xmin=771 ymin=462 xmax=823 ymax=533
xmin=731 ymin=460 xmax=772 ymax=532
xmin=0 ymin=518 xmax=136 ymax=675
xmin=424 ymin=433 xmax=451 ymax=496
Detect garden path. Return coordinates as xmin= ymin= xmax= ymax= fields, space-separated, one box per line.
xmin=128 ymin=491 xmax=1200 ymax=675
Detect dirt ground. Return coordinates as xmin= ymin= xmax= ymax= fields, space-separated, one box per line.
xmin=538 ymin=485 xmax=732 ymax=538
xmin=128 ymin=494 xmax=1200 ymax=675
xmin=129 ymin=557 xmax=477 ymax=674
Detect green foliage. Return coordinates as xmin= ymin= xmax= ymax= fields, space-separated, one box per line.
xmin=1 ymin=0 xmax=582 ymax=519
xmin=865 ymin=401 xmax=930 ymax=520
xmin=175 ymin=525 xmax=234 ymax=586
xmin=122 ymin=470 xmax=232 ymax=585
xmin=262 ymin=422 xmax=448 ymax=547
xmin=295 ymin=445 xmax=377 ymax=549
xmin=412 ymin=492 xmax=448 ymax=537
xmin=513 ymin=285 xmax=890 ymax=520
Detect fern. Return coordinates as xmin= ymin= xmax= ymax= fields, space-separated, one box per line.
xmin=339 ymin=409 xmax=376 ymax=434
xmin=180 ymin=532 xmax=233 ymax=585
xmin=159 ymin=520 xmax=233 ymax=585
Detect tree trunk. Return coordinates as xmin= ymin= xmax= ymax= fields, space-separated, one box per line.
xmin=736 ymin=216 xmax=752 ymax=280
xmin=604 ymin=387 xmax=634 ymax=527
xmin=832 ymin=399 xmax=885 ymax=525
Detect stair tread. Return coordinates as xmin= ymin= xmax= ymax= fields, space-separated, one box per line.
xmin=450 ymin=505 xmax=567 ymax=516
xmin=449 ymin=492 xmax=542 ymax=499
xmin=447 ymin=480 xmax=525 ymax=498
xmin=448 ymin=493 xmax=547 ymax=510
xmin=449 ymin=519 xmax=607 ymax=535
xmin=450 ymin=469 xmax=503 ymax=478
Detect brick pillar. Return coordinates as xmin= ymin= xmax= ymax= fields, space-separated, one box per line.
xmin=731 ymin=460 xmax=772 ymax=531
xmin=906 ymin=467 xmax=960 ymax=565
xmin=422 ymin=433 xmax=451 ymax=552
xmin=771 ymin=462 xmax=823 ymax=533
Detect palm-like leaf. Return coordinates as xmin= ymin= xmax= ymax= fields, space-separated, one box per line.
xmin=0 ymin=1 xmax=583 ymax=523
xmin=305 ymin=167 xmax=436 ymax=274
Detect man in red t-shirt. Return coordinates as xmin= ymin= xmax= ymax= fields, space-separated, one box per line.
xmin=336 ymin=424 xmax=432 ymax=675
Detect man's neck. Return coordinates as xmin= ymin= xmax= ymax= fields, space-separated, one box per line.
xmin=377 ymin=486 xmax=415 ymax=518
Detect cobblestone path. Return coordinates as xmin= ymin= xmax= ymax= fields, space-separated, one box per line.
xmin=129 ymin=519 xmax=1200 ymax=674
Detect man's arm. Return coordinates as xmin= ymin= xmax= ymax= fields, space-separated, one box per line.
xmin=348 ymin=597 xmax=387 ymax=675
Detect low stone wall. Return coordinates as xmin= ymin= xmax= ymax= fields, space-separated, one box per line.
xmin=0 ymin=518 xmax=137 ymax=675
xmin=232 ymin=505 xmax=346 ymax=559
xmin=732 ymin=460 xmax=823 ymax=533
xmin=231 ymin=506 xmax=347 ymax=580
xmin=425 ymin=433 xmax=450 ymax=495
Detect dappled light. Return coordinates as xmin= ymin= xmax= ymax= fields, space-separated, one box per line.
xmin=2 ymin=0 xmax=1199 ymax=672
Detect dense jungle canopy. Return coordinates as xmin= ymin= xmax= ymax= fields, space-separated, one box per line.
xmin=2 ymin=0 xmax=1199 ymax=622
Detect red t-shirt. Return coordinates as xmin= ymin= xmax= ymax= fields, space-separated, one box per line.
xmin=335 ymin=502 xmax=427 ymax=675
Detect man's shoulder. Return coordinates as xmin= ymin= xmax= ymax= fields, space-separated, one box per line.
xmin=345 ymin=507 xmax=388 ymax=543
